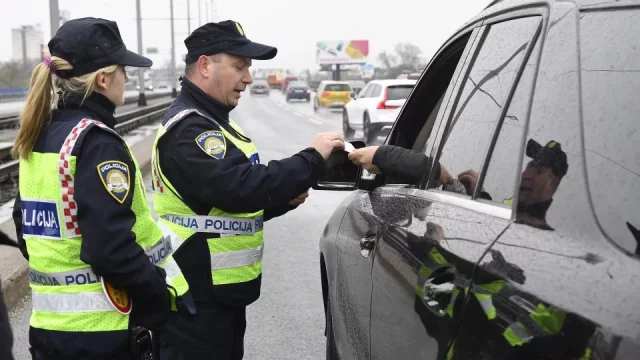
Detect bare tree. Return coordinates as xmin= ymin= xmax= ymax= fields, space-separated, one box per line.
xmin=394 ymin=43 xmax=423 ymax=71
xmin=377 ymin=51 xmax=397 ymax=71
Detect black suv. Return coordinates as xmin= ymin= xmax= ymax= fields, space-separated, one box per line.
xmin=314 ymin=0 xmax=640 ymax=359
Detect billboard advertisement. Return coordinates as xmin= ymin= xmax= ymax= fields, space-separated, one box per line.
xmin=316 ymin=40 xmax=369 ymax=65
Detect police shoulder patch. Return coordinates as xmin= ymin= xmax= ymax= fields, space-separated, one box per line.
xmin=97 ymin=160 xmax=131 ymax=204
xmin=195 ymin=130 xmax=227 ymax=159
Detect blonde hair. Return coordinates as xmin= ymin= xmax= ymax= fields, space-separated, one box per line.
xmin=12 ymin=57 xmax=119 ymax=159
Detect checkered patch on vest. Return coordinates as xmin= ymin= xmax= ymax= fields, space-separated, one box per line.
xmin=196 ymin=131 xmax=227 ymax=159
xmin=97 ymin=161 xmax=131 ymax=204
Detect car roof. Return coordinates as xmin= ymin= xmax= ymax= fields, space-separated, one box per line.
xmin=448 ymin=0 xmax=640 ymax=53
xmin=289 ymin=81 xmax=308 ymax=86
xmin=320 ymin=80 xmax=350 ymax=84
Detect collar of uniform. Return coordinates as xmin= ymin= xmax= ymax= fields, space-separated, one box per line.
xmin=56 ymin=92 xmax=117 ymax=128
xmin=180 ymin=77 xmax=234 ymax=123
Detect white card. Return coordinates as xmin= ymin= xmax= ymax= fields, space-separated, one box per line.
xmin=344 ymin=142 xmax=355 ymax=153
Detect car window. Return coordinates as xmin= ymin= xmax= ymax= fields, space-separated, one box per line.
xmin=480 ymin=33 xmax=541 ymax=207
xmin=432 ymin=16 xmax=541 ymax=197
xmin=325 ymin=84 xmax=350 ymax=91
xmin=387 ymin=85 xmax=414 ymax=101
xmin=358 ymin=84 xmax=371 ymax=98
xmin=370 ymin=84 xmax=382 ymax=98
xmin=581 ymin=9 xmax=640 ymax=255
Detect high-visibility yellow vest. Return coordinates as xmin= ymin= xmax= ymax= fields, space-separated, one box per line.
xmin=152 ymin=108 xmax=264 ymax=286
xmin=22 ymin=118 xmax=188 ymax=333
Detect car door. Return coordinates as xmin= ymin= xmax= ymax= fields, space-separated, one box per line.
xmin=332 ymin=29 xmax=481 ymax=360
xmin=450 ymin=4 xmax=640 ymax=359
xmin=368 ymin=14 xmax=544 ymax=360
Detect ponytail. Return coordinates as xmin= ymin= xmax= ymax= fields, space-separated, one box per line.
xmin=11 ymin=61 xmax=55 ymax=159
xmin=12 ymin=57 xmax=115 ymax=159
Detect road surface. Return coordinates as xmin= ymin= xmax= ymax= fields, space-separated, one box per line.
xmin=8 ymin=90 xmax=383 ymax=359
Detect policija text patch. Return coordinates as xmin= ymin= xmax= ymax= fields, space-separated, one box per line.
xmin=196 ymin=130 xmax=227 ymax=159
xmin=97 ymin=161 xmax=131 ymax=204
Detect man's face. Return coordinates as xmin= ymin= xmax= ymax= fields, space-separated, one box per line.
xmin=518 ymin=163 xmax=560 ymax=205
xmin=203 ymin=53 xmax=253 ymax=106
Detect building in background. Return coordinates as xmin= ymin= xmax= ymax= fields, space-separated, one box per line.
xmin=12 ymin=24 xmax=45 ymax=62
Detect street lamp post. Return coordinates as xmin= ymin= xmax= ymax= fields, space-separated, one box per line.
xmin=187 ymin=0 xmax=191 ymax=33
xmin=170 ymin=0 xmax=178 ymax=98
xmin=136 ymin=0 xmax=147 ymax=106
xmin=49 ymin=0 xmax=60 ymax=37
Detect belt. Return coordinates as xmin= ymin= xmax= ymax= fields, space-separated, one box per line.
xmin=159 ymin=214 xmax=264 ymax=235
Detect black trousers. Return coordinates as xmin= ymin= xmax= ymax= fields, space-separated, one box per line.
xmin=158 ymin=302 xmax=247 ymax=360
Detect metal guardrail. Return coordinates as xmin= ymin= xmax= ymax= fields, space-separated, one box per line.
xmin=0 ymin=98 xmax=173 ymax=183
xmin=0 ymin=92 xmax=171 ymax=130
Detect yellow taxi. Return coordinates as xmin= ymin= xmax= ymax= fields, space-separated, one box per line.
xmin=313 ymin=81 xmax=353 ymax=112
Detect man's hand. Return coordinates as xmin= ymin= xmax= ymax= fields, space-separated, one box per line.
xmin=458 ymin=169 xmax=479 ymax=195
xmin=289 ymin=191 xmax=309 ymax=207
xmin=348 ymin=146 xmax=380 ymax=174
xmin=311 ymin=132 xmax=345 ymax=160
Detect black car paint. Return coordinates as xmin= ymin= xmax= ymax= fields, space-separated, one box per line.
xmin=318 ymin=1 xmax=640 ymax=359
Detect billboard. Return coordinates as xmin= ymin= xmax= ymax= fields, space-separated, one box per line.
xmin=316 ymin=40 xmax=369 ymax=65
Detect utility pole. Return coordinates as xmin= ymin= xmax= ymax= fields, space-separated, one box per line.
xmin=136 ymin=0 xmax=147 ymax=106
xmin=21 ymin=26 xmax=28 ymax=77
xmin=187 ymin=0 xmax=191 ymax=33
xmin=170 ymin=0 xmax=178 ymax=98
xmin=198 ymin=0 xmax=202 ymax=26
xmin=205 ymin=0 xmax=209 ymax=23
xmin=49 ymin=0 xmax=60 ymax=38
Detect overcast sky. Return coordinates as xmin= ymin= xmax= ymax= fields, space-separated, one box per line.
xmin=0 ymin=0 xmax=489 ymax=72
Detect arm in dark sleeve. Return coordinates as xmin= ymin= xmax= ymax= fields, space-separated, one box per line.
xmin=264 ymin=204 xmax=296 ymax=222
xmin=372 ymin=145 xmax=441 ymax=184
xmin=163 ymin=117 xmax=326 ymax=213
xmin=75 ymin=130 xmax=170 ymax=330
xmin=11 ymin=193 xmax=27 ymax=259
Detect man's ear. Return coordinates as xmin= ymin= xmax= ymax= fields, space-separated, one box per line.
xmin=197 ymin=55 xmax=215 ymax=78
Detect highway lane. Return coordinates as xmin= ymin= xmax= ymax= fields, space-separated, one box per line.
xmin=8 ymin=90 xmax=370 ymax=359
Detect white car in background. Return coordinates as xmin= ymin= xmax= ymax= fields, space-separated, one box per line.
xmin=342 ymin=79 xmax=416 ymax=142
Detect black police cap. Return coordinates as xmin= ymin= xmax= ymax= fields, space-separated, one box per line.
xmin=48 ymin=17 xmax=152 ymax=79
xmin=525 ymin=139 xmax=569 ymax=178
xmin=184 ymin=20 xmax=277 ymax=64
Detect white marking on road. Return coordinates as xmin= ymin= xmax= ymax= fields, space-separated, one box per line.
xmin=277 ymin=103 xmax=283 ymax=107
xmin=294 ymin=112 xmax=303 ymax=117
xmin=307 ymin=118 xmax=322 ymax=125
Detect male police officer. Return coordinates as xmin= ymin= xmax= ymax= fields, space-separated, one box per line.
xmin=151 ymin=20 xmax=344 ymax=359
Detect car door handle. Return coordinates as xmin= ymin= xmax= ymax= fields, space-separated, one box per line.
xmin=359 ymin=235 xmax=376 ymax=251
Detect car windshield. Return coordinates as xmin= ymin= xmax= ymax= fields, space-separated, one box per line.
xmin=325 ymin=84 xmax=351 ymax=91
xmin=387 ymin=85 xmax=414 ymax=100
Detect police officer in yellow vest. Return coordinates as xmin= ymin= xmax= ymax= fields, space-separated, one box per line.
xmin=151 ymin=20 xmax=344 ymax=359
xmin=11 ymin=18 xmax=190 ymax=359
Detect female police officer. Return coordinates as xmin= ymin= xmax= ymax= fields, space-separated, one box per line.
xmin=11 ymin=18 xmax=189 ymax=360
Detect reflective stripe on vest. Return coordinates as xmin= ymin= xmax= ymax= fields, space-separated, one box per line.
xmin=159 ymin=214 xmax=264 ymax=235
xmin=32 ymin=291 xmax=116 ymax=313
xmin=152 ymin=107 xmax=265 ymax=286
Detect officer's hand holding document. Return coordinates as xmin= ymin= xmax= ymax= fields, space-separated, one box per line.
xmin=311 ymin=132 xmax=345 ymax=159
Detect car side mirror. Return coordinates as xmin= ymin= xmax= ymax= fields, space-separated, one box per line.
xmin=313 ymin=141 xmax=366 ymax=191
xmin=350 ymin=91 xmax=356 ymax=99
